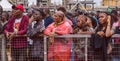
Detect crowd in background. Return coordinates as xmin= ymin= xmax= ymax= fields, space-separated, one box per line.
xmin=0 ymin=3 xmax=120 ymax=61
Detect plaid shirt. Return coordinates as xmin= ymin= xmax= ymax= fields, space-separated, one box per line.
xmin=27 ymin=20 xmax=45 ymax=58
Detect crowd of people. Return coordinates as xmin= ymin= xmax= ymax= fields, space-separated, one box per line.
xmin=0 ymin=3 xmax=120 ymax=61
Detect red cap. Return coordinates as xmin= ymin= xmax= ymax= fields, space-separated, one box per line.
xmin=12 ymin=4 xmax=24 ymax=12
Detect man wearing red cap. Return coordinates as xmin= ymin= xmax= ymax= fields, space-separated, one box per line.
xmin=4 ymin=4 xmax=29 ymax=61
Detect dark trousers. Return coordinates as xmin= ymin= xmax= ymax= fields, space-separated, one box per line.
xmin=94 ymin=47 xmax=107 ymax=61
xmin=28 ymin=44 xmax=44 ymax=61
xmin=29 ymin=57 xmax=43 ymax=61
xmin=11 ymin=47 xmax=27 ymax=61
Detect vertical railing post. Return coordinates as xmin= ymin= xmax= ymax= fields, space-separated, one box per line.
xmin=44 ymin=36 xmax=47 ymax=61
xmin=1 ymin=35 xmax=6 ymax=61
xmin=85 ymin=37 xmax=88 ymax=61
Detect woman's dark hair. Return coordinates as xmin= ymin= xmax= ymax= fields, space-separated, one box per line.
xmin=33 ymin=8 xmax=45 ymax=19
xmin=88 ymin=16 xmax=97 ymax=29
xmin=57 ymin=7 xmax=66 ymax=13
xmin=111 ymin=10 xmax=118 ymax=22
xmin=66 ymin=12 xmax=73 ymax=20
xmin=77 ymin=10 xmax=84 ymax=15
xmin=97 ymin=11 xmax=113 ymax=32
xmin=111 ymin=10 xmax=118 ymax=16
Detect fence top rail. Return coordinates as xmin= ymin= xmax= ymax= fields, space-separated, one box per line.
xmin=111 ymin=34 xmax=120 ymax=38
xmin=54 ymin=34 xmax=120 ymax=38
xmin=0 ymin=34 xmax=120 ymax=38
xmin=55 ymin=34 xmax=91 ymax=38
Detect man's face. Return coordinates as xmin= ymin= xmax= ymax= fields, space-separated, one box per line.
xmin=12 ymin=8 xmax=22 ymax=17
xmin=43 ymin=9 xmax=47 ymax=15
xmin=33 ymin=10 xmax=42 ymax=21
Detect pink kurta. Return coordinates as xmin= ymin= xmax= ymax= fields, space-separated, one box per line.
xmin=44 ymin=21 xmax=73 ymax=61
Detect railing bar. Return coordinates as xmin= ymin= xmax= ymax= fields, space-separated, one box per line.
xmin=55 ymin=34 xmax=91 ymax=38
xmin=85 ymin=37 xmax=88 ymax=61
xmin=44 ymin=36 xmax=47 ymax=61
xmin=1 ymin=36 xmax=6 ymax=61
xmin=11 ymin=34 xmax=120 ymax=38
xmin=0 ymin=34 xmax=120 ymax=61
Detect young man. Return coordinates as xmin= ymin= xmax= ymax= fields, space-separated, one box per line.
xmin=4 ymin=4 xmax=29 ymax=61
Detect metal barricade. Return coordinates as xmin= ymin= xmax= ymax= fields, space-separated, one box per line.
xmin=111 ymin=34 xmax=120 ymax=61
xmin=52 ymin=34 xmax=91 ymax=61
xmin=0 ymin=34 xmax=120 ymax=61
xmin=46 ymin=34 xmax=120 ymax=61
xmin=0 ymin=34 xmax=6 ymax=61
xmin=44 ymin=35 xmax=47 ymax=61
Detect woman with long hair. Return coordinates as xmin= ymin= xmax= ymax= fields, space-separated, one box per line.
xmin=91 ymin=12 xmax=113 ymax=61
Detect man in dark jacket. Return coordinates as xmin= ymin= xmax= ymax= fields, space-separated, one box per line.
xmin=43 ymin=8 xmax=54 ymax=28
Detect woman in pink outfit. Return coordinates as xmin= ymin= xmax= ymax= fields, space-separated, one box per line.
xmin=44 ymin=11 xmax=73 ymax=61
